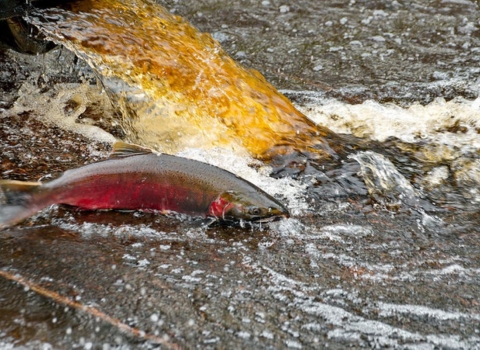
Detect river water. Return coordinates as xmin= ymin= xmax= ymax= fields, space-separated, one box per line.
xmin=0 ymin=0 xmax=480 ymax=348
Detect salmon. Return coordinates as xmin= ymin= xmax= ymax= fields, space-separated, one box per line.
xmin=0 ymin=142 xmax=289 ymax=229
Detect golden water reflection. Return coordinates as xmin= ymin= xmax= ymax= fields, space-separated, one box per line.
xmin=29 ymin=0 xmax=338 ymax=160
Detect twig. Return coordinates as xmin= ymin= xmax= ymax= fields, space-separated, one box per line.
xmin=0 ymin=269 xmax=181 ymax=349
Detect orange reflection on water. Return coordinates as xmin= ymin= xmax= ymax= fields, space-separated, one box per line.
xmin=30 ymin=0 xmax=337 ymax=160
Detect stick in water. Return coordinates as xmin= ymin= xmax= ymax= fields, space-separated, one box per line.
xmin=0 ymin=269 xmax=180 ymax=349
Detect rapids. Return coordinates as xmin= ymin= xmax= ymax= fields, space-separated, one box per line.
xmin=0 ymin=0 xmax=480 ymax=348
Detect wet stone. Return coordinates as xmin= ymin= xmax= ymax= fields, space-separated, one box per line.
xmin=0 ymin=0 xmax=479 ymax=349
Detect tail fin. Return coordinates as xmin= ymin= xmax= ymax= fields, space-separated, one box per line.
xmin=0 ymin=180 xmax=42 ymax=229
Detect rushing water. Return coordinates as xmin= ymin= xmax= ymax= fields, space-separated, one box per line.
xmin=0 ymin=0 xmax=480 ymax=348
xmin=25 ymin=0 xmax=338 ymax=161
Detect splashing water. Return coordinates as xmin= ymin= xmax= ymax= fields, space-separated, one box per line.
xmin=298 ymin=94 xmax=480 ymax=209
xmin=26 ymin=0 xmax=338 ymax=160
xmin=349 ymin=151 xmax=419 ymax=207
xmin=300 ymin=96 xmax=480 ymax=163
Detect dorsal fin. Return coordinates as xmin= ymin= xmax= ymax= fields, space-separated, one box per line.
xmin=110 ymin=141 xmax=153 ymax=158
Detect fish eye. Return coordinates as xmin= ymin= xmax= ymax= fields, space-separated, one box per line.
xmin=248 ymin=206 xmax=262 ymax=216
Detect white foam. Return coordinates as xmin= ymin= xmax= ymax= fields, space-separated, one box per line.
xmin=298 ymin=95 xmax=480 ymax=175
xmin=317 ymin=224 xmax=373 ymax=238
xmin=299 ymin=96 xmax=480 ymax=147
xmin=378 ymin=302 xmax=480 ymax=321
xmin=54 ymin=221 xmax=174 ymax=241
xmin=8 ymin=82 xmax=117 ymax=143
xmin=297 ymin=91 xmax=480 ymax=205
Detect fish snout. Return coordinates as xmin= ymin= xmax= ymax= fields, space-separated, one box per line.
xmin=252 ymin=206 xmax=290 ymax=223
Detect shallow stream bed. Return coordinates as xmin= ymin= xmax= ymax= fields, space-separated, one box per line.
xmin=1 ymin=0 xmax=480 ymax=348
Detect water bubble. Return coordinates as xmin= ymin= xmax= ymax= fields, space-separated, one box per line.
xmin=285 ymin=339 xmax=303 ymax=349
xmin=211 ymin=32 xmax=230 ymax=43
xmin=235 ymin=51 xmax=247 ymax=59
xmin=137 ymin=259 xmax=150 ymax=268
xmin=261 ymin=330 xmax=274 ymax=339
xmin=237 ymin=331 xmax=251 ymax=339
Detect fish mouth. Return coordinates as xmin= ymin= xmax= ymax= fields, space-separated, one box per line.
xmin=210 ymin=212 xmax=289 ymax=227
xmin=252 ymin=210 xmax=290 ymax=223
xmin=254 ymin=215 xmax=287 ymax=223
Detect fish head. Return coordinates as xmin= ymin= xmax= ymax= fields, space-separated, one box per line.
xmin=208 ymin=190 xmax=289 ymax=223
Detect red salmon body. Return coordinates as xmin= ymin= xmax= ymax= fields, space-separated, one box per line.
xmin=0 ymin=142 xmax=289 ymax=228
